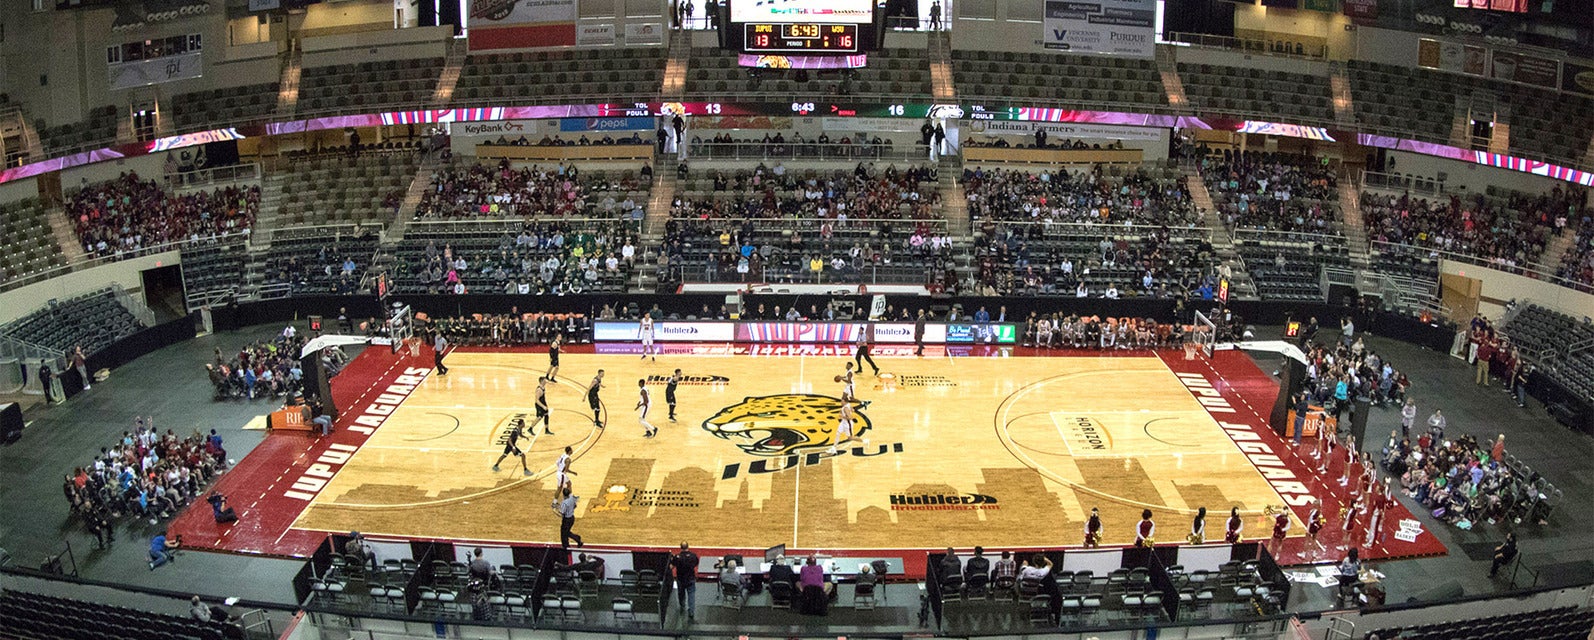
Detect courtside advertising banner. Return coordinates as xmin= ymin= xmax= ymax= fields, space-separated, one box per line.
xmin=593 ymin=321 xmax=735 ymax=342
xmin=1041 ymin=0 xmax=1156 ymax=59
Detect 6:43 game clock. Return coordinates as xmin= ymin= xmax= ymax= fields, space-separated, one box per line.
xmin=742 ymin=23 xmax=859 ymax=54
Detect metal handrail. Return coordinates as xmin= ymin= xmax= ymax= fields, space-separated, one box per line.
xmin=164 ymin=162 xmax=261 ymax=190
xmin=1367 ymin=239 xmax=1591 ymax=292
xmin=1162 ymin=31 xmax=1329 ymax=60
xmin=0 ymin=235 xmax=227 ymax=295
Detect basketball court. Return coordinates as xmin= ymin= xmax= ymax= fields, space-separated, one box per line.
xmin=170 ymin=343 xmax=1447 ymax=569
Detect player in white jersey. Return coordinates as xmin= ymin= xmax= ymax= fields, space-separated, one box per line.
xmin=828 ymin=393 xmax=867 ymax=454
xmin=555 ymin=445 xmax=577 ymax=489
xmin=636 ymin=378 xmax=656 ymax=438
xmin=839 ymin=362 xmax=856 ymax=399
xmin=639 ymin=316 xmax=657 ymax=361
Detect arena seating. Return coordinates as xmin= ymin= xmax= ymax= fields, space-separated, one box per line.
xmin=685 ymin=47 xmax=932 ymax=97
xmin=1233 ymin=233 xmax=1350 ymax=301
xmin=974 ymin=222 xmax=1216 ymax=298
xmin=35 ymin=105 xmax=120 ymax=155
xmin=417 ymin=160 xmax=651 ymax=219
xmin=951 ymin=50 xmax=1167 ymax=109
xmin=454 ymin=48 xmax=664 ymax=105
xmin=961 ymin=165 xmax=1195 ymax=225
xmin=169 ymin=83 xmax=280 ymax=133
xmin=178 ymin=238 xmax=248 ymax=299
xmin=1 ymin=287 xmax=145 ymax=355
xmin=299 ymin=58 xmax=444 ymax=113
xmin=0 ymin=197 xmax=66 ymax=282
xmin=1348 ymin=61 xmax=1468 ymax=144
xmin=66 ymin=176 xmax=259 ymax=258
xmin=1364 ymin=605 xmax=1594 ymax=640
xmin=674 ymin=164 xmax=941 ymax=220
xmin=262 ymin=227 xmax=381 ymax=295
xmin=1176 ymin=63 xmax=1334 ymax=124
xmin=0 ymin=589 xmax=234 ymax=640
xmin=389 ymin=220 xmax=640 ymax=295
xmin=1555 ymin=219 xmax=1594 ymax=288
xmin=1504 ymin=304 xmax=1594 ymax=401
xmin=1497 ymin=85 xmax=1594 ymax=168
xmin=1359 ymin=189 xmax=1560 ymax=269
xmin=273 ymin=150 xmax=419 ymax=226
xmin=662 ymin=216 xmax=949 ymax=287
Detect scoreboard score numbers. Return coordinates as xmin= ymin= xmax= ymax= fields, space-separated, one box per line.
xmin=742 ymin=23 xmax=859 ymax=54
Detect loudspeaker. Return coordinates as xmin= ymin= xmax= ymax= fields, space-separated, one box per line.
xmin=0 ymin=402 xmax=21 ymax=444
xmin=1349 ymin=399 xmax=1371 ymax=446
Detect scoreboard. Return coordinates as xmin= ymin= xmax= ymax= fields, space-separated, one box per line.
xmin=743 ymin=23 xmax=859 ymax=53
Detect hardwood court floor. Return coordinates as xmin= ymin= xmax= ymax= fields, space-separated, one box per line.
xmin=289 ymin=349 xmax=1303 ymax=551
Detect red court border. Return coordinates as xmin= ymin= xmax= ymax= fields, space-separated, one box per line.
xmin=171 ymin=343 xmax=1447 ymax=569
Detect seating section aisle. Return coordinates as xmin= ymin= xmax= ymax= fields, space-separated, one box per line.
xmin=1176 ymin=63 xmax=1333 ymax=123
xmin=263 ymin=227 xmax=381 ymax=294
xmin=274 ymin=151 xmax=420 ymax=226
xmin=2 ymin=288 xmax=145 ymax=355
xmin=0 ymin=198 xmax=66 ymax=283
xmin=418 ymin=160 xmax=650 ymax=219
xmin=454 ymin=48 xmax=664 ymax=104
xmin=169 ymin=83 xmax=280 ymax=133
xmin=1200 ymin=151 xmax=1347 ymax=301
xmin=299 ymin=58 xmax=444 ymax=113
xmin=0 ymin=589 xmax=232 ymax=640
xmin=390 ymin=220 xmax=641 ymax=295
xmin=685 ymin=48 xmax=932 ymax=97
xmin=951 ymin=51 xmax=1167 ymax=109
xmin=1504 ymin=304 xmax=1594 ymax=402
xmin=1364 ymin=606 xmax=1594 ymax=640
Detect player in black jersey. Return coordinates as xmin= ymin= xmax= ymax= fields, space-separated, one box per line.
xmin=531 ymin=377 xmax=553 ymax=435
xmin=491 ymin=418 xmax=532 ymax=475
xmin=547 ymin=334 xmax=562 ymax=380
xmin=587 ymin=370 xmax=605 ymax=427
xmin=665 ymin=369 xmax=681 ymax=422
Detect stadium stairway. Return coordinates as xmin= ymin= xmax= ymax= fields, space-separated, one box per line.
xmin=44 ymin=204 xmax=84 ymax=265
xmin=928 ymin=31 xmax=955 ymax=102
xmin=384 ymin=150 xmax=443 ymax=243
xmin=1448 ymin=98 xmax=1474 ymax=149
xmin=1156 ymin=47 xmax=1189 ymax=111
xmin=941 ymin=167 xmax=968 ymax=235
xmin=0 ymin=105 xmax=42 ymax=162
xmin=1537 ymin=228 xmax=1579 ymax=276
xmin=1184 ymin=169 xmax=1257 ymax=298
xmin=1337 ymin=168 xmax=1372 ymax=270
xmin=275 ymin=41 xmax=303 ymax=118
xmin=661 ymin=29 xmax=691 ymax=98
xmin=1328 ymin=61 xmax=1356 ymax=128
xmin=431 ymin=38 xmax=468 ymax=107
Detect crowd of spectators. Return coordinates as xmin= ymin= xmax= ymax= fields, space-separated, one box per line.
xmin=687 ymin=132 xmax=902 ymax=159
xmin=1200 ymin=151 xmax=1338 ymax=233
xmin=971 ymin=223 xmax=1219 ymax=298
xmin=660 ymin=215 xmax=954 ymax=286
xmin=675 ymin=163 xmax=941 ymax=221
xmin=417 ymin=161 xmax=648 ymax=219
xmin=63 ymin=418 xmax=228 ymax=548
xmin=422 ymin=312 xmax=592 ymax=346
xmin=1360 ymin=190 xmax=1565 ymax=269
xmin=1553 ymin=215 xmax=1594 ymax=287
xmin=1385 ymin=430 xmax=1537 ymax=529
xmin=205 ymin=329 xmax=326 ymax=401
xmin=485 ymin=133 xmax=649 ymax=147
xmin=406 ymin=221 xmax=641 ymax=295
xmin=69 ymin=173 xmax=259 ymax=258
xmin=961 ymin=166 xmax=1197 ymax=225
xmin=1019 ymin=313 xmax=1190 ymax=348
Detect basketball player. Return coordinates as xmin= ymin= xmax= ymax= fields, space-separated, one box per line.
xmin=1269 ymin=508 xmax=1290 ymax=556
xmin=1036 ymin=315 xmax=1053 ymax=349
xmin=1133 ymin=509 xmax=1156 ymax=548
xmin=853 ymin=324 xmax=879 ymax=376
xmin=665 ymin=369 xmax=681 ymax=422
xmin=587 ymin=370 xmax=605 ymax=428
xmin=636 ymin=378 xmax=656 ymax=438
xmin=640 ymin=315 xmax=657 ymax=362
xmin=1084 ymin=507 xmax=1102 ymax=548
xmin=531 ymin=377 xmax=553 ymax=435
xmin=828 ymin=393 xmax=867 ymax=454
xmin=839 ymin=363 xmax=856 ymax=399
xmin=555 ymin=445 xmax=577 ymax=489
xmin=491 ymin=418 xmax=532 ymax=476
xmin=1224 ymin=507 xmax=1243 ymax=544
xmin=546 ymin=334 xmax=562 ymax=380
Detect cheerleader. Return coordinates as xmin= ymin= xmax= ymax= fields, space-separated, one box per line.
xmin=1339 ymin=496 xmax=1362 ymax=551
xmin=1188 ymin=507 xmax=1207 ymax=545
xmin=1224 ymin=507 xmax=1243 ymax=543
xmin=1307 ymin=498 xmax=1327 ymax=555
xmin=1338 ymin=436 xmax=1358 ymax=486
xmin=1084 ymin=507 xmax=1103 ymax=548
xmin=1363 ymin=496 xmax=1385 ymax=549
xmin=1134 ymin=509 xmax=1156 ymax=548
xmin=1269 ymin=508 xmax=1290 ymax=556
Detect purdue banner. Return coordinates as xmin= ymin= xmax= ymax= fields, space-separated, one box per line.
xmin=1041 ymin=0 xmax=1155 ymax=59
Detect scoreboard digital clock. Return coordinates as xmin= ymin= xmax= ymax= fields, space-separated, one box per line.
xmin=742 ymin=23 xmax=858 ymax=54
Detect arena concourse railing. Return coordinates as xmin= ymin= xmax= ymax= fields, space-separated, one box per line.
xmin=163 ymin=162 xmax=261 ymax=191
xmin=1370 ymin=239 xmax=1593 ymax=294
xmin=1161 ymin=32 xmax=1330 ymax=60
xmin=0 ymin=234 xmax=239 ymax=295
xmin=684 ymin=141 xmax=933 ymax=162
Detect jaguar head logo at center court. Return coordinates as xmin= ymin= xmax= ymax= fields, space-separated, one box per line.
xmin=701 ymin=394 xmax=871 ymax=456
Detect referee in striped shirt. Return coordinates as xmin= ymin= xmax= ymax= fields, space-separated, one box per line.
xmin=553 ymin=486 xmax=583 ymax=549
